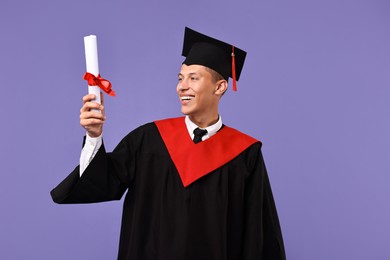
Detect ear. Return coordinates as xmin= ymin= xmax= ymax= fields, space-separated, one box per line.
xmin=214 ymin=80 xmax=228 ymax=96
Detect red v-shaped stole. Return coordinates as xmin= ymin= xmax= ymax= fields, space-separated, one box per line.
xmin=154 ymin=117 xmax=259 ymax=187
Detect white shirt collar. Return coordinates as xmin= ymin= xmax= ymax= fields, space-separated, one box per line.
xmin=185 ymin=115 xmax=223 ymax=141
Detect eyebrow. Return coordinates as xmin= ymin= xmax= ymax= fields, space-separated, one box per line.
xmin=178 ymin=72 xmax=200 ymax=77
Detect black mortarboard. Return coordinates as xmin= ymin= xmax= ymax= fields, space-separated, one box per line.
xmin=182 ymin=27 xmax=247 ymax=91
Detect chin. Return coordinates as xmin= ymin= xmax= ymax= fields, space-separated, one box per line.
xmin=181 ymin=107 xmax=191 ymax=116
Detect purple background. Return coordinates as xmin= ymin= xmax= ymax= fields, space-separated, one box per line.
xmin=1 ymin=0 xmax=389 ymax=259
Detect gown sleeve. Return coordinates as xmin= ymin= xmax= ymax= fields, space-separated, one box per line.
xmin=243 ymin=145 xmax=286 ymax=260
xmin=50 ymin=135 xmax=135 ymax=204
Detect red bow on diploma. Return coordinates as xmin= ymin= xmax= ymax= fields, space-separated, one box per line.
xmin=83 ymin=72 xmax=116 ymax=96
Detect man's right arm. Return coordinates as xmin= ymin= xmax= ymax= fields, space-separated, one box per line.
xmin=51 ymin=92 xmax=127 ymax=204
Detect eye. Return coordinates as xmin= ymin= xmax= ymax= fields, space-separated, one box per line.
xmin=191 ymin=77 xmax=198 ymax=81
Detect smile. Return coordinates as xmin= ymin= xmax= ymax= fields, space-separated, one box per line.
xmin=181 ymin=96 xmax=194 ymax=101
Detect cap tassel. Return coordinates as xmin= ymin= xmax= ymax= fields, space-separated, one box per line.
xmin=231 ymin=45 xmax=237 ymax=91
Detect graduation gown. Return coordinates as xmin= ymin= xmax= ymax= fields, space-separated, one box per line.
xmin=51 ymin=117 xmax=286 ymax=260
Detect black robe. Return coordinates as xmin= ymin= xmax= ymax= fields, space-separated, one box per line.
xmin=51 ymin=117 xmax=286 ymax=260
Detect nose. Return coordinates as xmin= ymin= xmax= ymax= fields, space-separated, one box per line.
xmin=177 ymin=78 xmax=189 ymax=92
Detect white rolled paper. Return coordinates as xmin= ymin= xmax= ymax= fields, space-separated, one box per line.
xmin=84 ymin=35 xmax=101 ymax=108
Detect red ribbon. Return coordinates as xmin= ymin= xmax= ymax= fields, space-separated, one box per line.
xmin=231 ymin=45 xmax=237 ymax=92
xmin=83 ymin=72 xmax=116 ymax=96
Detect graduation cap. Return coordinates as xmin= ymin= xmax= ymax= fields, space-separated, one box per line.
xmin=182 ymin=27 xmax=247 ymax=91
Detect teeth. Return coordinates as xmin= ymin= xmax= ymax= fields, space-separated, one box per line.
xmin=181 ymin=96 xmax=193 ymax=100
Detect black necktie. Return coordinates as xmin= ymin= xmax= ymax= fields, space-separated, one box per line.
xmin=193 ymin=128 xmax=208 ymax=144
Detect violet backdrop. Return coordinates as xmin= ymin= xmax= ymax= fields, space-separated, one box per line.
xmin=1 ymin=0 xmax=389 ymax=259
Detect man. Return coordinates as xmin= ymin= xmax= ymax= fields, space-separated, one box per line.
xmin=51 ymin=27 xmax=286 ymax=260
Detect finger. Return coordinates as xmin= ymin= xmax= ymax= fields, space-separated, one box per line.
xmin=80 ymin=118 xmax=105 ymax=131
xmin=80 ymin=101 xmax=103 ymax=113
xmin=82 ymin=94 xmax=96 ymax=104
xmin=80 ymin=110 xmax=106 ymax=121
xmin=80 ymin=118 xmax=105 ymax=127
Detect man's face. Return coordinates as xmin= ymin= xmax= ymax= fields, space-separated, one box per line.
xmin=177 ymin=64 xmax=219 ymax=119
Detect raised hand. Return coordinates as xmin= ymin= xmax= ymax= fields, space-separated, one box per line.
xmin=80 ymin=93 xmax=106 ymax=137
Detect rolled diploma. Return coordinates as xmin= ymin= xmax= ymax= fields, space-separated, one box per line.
xmin=84 ymin=35 xmax=101 ymax=111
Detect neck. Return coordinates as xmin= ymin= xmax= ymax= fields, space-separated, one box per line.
xmin=189 ymin=113 xmax=219 ymax=128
